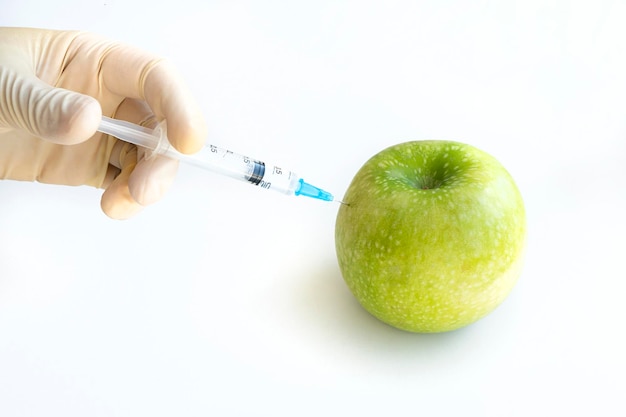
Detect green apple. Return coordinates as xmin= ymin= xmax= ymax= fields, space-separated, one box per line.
xmin=335 ymin=141 xmax=526 ymax=333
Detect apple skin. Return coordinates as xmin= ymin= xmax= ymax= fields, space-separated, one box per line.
xmin=335 ymin=141 xmax=526 ymax=333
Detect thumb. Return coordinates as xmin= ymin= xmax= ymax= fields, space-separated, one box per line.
xmin=0 ymin=67 xmax=101 ymax=144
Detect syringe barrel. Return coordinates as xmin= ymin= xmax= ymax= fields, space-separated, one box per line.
xmin=161 ymin=142 xmax=302 ymax=195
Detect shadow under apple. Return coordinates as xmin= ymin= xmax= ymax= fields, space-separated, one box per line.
xmin=288 ymin=259 xmax=483 ymax=362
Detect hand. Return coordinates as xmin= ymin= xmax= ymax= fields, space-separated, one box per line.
xmin=0 ymin=27 xmax=207 ymax=219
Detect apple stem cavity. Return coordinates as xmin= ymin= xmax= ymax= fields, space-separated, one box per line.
xmin=409 ymin=175 xmax=444 ymax=190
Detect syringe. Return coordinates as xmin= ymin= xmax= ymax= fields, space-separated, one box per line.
xmin=97 ymin=116 xmax=338 ymax=202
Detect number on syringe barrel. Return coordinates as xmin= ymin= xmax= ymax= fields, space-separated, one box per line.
xmin=241 ymin=155 xmax=258 ymax=181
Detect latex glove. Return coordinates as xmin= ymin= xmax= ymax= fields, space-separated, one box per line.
xmin=0 ymin=27 xmax=207 ymax=219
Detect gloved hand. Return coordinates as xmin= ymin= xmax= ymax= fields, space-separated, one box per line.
xmin=0 ymin=27 xmax=207 ymax=219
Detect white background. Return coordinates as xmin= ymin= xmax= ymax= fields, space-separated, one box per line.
xmin=1 ymin=1 xmax=625 ymax=416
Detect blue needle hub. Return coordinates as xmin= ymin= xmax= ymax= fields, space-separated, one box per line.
xmin=295 ymin=179 xmax=334 ymax=201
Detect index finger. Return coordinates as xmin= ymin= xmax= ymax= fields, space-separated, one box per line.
xmin=89 ymin=35 xmax=207 ymax=154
